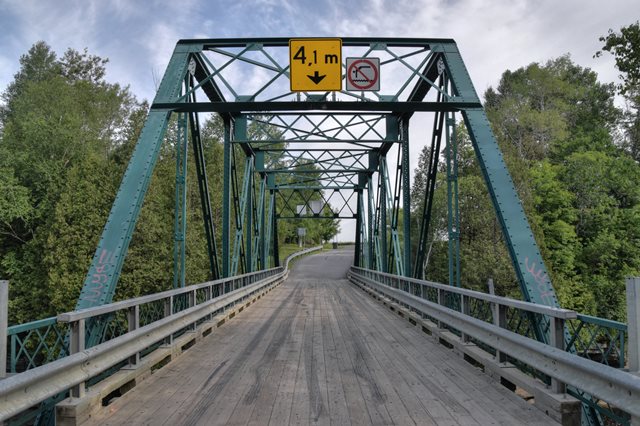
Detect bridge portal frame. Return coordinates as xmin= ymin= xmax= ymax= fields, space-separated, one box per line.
xmin=73 ymin=37 xmax=560 ymax=350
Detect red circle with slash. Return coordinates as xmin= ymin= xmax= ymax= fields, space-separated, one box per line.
xmin=347 ymin=59 xmax=379 ymax=90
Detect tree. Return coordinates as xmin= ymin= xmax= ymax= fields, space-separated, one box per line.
xmin=411 ymin=123 xmax=517 ymax=295
xmin=597 ymin=21 xmax=640 ymax=95
xmin=0 ymin=42 xmax=141 ymax=322
xmin=483 ymin=55 xmax=637 ymax=319
xmin=0 ymin=41 xmax=59 ymax=129
xmin=597 ymin=21 xmax=640 ymax=161
xmin=410 ymin=54 xmax=639 ymax=322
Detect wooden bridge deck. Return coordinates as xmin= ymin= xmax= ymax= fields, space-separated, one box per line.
xmin=89 ymin=249 xmax=556 ymax=426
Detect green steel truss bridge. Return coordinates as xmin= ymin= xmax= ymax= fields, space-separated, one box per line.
xmin=1 ymin=38 xmax=639 ymax=426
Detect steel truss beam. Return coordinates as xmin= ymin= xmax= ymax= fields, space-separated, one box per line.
xmin=67 ymin=35 xmax=596 ymax=425
xmin=173 ymin=110 xmax=188 ymax=288
xmin=77 ymin=38 xmax=561 ymax=307
xmin=413 ymin=78 xmax=446 ymax=279
xmin=77 ymin=35 xmax=560 ymax=364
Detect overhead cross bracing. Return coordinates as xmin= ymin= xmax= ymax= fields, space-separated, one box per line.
xmin=78 ymin=37 xmax=608 ymax=422
xmin=76 ymin=37 xmax=561 ymax=337
xmin=2 ymin=37 xmax=628 ymax=426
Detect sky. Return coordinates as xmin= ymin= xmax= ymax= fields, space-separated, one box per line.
xmin=0 ymin=0 xmax=638 ymax=241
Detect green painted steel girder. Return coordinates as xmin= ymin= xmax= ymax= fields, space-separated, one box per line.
xmin=76 ymin=44 xmax=196 ymax=346
xmin=441 ymin=44 xmax=558 ymax=309
xmin=173 ymin=111 xmax=188 ymax=289
xmin=68 ymin=34 xmax=588 ymax=423
xmin=151 ymin=100 xmax=480 ymax=113
xmin=75 ymin=36 xmax=560 ymax=359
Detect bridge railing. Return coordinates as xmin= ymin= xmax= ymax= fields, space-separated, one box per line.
xmin=6 ymin=318 xmax=69 ymax=375
xmin=0 ymin=246 xmax=321 ymax=423
xmin=348 ymin=266 xmax=640 ymax=422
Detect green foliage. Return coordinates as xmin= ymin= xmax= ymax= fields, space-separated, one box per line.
xmin=597 ymin=21 xmax=640 ymax=96
xmin=42 ymin=153 xmax=120 ymax=315
xmin=0 ymin=167 xmax=32 ymax=244
xmin=0 ymin=42 xmax=142 ymax=322
xmin=597 ymin=21 xmax=640 ymax=162
xmin=411 ymin=53 xmax=639 ymax=322
xmin=0 ymin=43 xmax=339 ymax=323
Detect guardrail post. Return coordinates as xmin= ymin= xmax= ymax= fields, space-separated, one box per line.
xmin=127 ymin=306 xmax=140 ymax=367
xmin=493 ymin=303 xmax=507 ymax=363
xmin=627 ymin=279 xmax=640 ymax=426
xmin=549 ymin=316 xmax=566 ymax=394
xmin=163 ymin=296 xmax=173 ymax=346
xmin=627 ymin=277 xmax=640 ymax=373
xmin=1 ymin=281 xmax=7 ymax=379
xmin=204 ymin=286 xmax=212 ymax=321
xmin=437 ymin=288 xmax=445 ymax=329
xmin=487 ymin=278 xmax=495 ymax=295
xmin=189 ymin=289 xmax=197 ymax=330
xmin=70 ymin=319 xmax=85 ymax=398
xmin=461 ymin=295 xmax=470 ymax=343
xmin=189 ymin=289 xmax=196 ymax=308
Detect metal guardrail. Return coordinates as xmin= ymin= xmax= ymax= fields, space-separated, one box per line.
xmin=0 ymin=246 xmax=322 ymax=422
xmin=6 ymin=318 xmax=69 ymax=374
xmin=348 ymin=267 xmax=640 ymax=419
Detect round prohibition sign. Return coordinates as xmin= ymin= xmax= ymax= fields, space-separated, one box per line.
xmin=347 ymin=59 xmax=379 ymax=90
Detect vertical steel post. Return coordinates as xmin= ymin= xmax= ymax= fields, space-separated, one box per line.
xmin=401 ymin=118 xmax=412 ymax=277
xmin=163 ymin=296 xmax=173 ymax=345
xmin=246 ymin=165 xmax=253 ymax=273
xmin=189 ymin=107 xmax=220 ymax=280
xmin=493 ymin=303 xmax=507 ymax=363
xmin=413 ymin=89 xmax=446 ymax=279
xmin=259 ymin=178 xmax=266 ymax=270
xmin=222 ymin=117 xmax=232 ymax=278
xmin=173 ymin=111 xmax=188 ymax=288
xmin=627 ymin=277 xmax=640 ymax=373
xmin=445 ymin=112 xmax=460 ymax=287
xmin=379 ymin=161 xmax=388 ymax=272
xmin=265 ymin=189 xmax=274 ymax=268
xmin=231 ymin=156 xmax=252 ymax=276
xmin=354 ymin=189 xmax=362 ymax=267
xmin=383 ymin=154 xmax=404 ymax=275
xmin=460 ymin=295 xmax=471 ymax=343
xmin=367 ymin=176 xmax=374 ymax=269
xmin=272 ymin=191 xmax=280 ymax=267
xmin=361 ymin=190 xmax=368 ymax=267
xmin=0 ymin=281 xmax=7 ymax=379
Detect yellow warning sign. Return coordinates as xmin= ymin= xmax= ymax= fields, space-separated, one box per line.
xmin=289 ymin=38 xmax=342 ymax=92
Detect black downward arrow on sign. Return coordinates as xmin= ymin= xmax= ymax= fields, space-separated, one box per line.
xmin=307 ymin=71 xmax=326 ymax=85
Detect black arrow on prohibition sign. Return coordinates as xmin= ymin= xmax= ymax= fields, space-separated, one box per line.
xmin=307 ymin=71 xmax=326 ymax=85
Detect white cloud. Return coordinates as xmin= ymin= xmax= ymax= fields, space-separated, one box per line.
xmin=1 ymin=0 xmax=637 ymax=242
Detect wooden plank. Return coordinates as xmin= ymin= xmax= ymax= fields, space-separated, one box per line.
xmin=341 ymin=285 xmax=485 ymax=425
xmin=310 ymin=286 xmax=330 ymax=425
xmin=331 ymin=288 xmax=397 ymax=425
xmin=247 ymin=302 xmax=305 ymax=425
xmin=346 ymin=281 xmax=557 ymax=425
xmin=182 ymin=287 xmax=299 ymax=426
xmin=325 ymin=285 xmax=371 ymax=425
xmin=227 ymin=289 xmax=304 ymax=425
xmin=318 ymin=285 xmax=351 ymax=426
xmin=93 ymin=317 xmax=246 ymax=424
xmin=268 ymin=285 xmax=307 ymax=426
xmin=334 ymin=284 xmax=442 ymax=426
xmin=87 ymin=249 xmax=559 ymax=426
xmin=334 ymin=285 xmax=442 ymax=426
xmin=289 ymin=304 xmax=311 ymax=426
